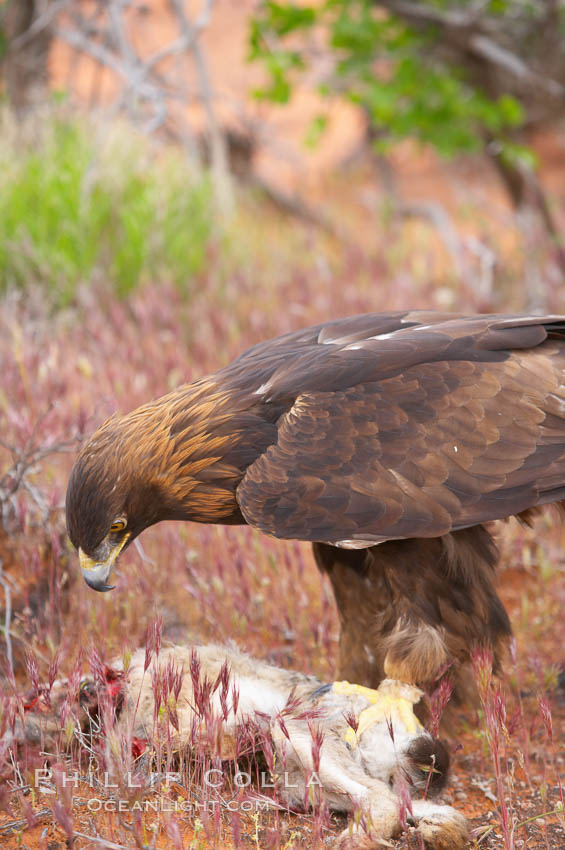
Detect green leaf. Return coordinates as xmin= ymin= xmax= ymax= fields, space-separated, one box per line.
xmin=263 ymin=2 xmax=316 ymax=35
xmin=498 ymin=140 xmax=539 ymax=172
xmin=496 ymin=94 xmax=524 ymax=128
xmin=248 ymin=0 xmax=533 ymax=162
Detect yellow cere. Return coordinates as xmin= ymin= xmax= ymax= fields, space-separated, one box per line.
xmin=79 ymin=532 xmax=131 ymax=572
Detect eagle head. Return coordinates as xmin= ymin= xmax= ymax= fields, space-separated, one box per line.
xmin=65 ymin=414 xmax=174 ymax=591
xmin=66 ymin=382 xmax=251 ymax=592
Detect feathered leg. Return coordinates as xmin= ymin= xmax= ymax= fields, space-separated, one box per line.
xmin=313 ymin=526 xmax=512 ymax=695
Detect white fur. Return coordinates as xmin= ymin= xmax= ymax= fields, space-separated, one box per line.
xmin=121 ymin=645 xmax=468 ymax=848
xmin=13 ymin=644 xmax=468 ymax=849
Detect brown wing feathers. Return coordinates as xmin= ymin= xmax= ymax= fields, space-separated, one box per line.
xmin=237 ymin=315 xmax=565 ymax=545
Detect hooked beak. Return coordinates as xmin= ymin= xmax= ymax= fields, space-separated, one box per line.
xmin=79 ymin=533 xmax=130 ymax=592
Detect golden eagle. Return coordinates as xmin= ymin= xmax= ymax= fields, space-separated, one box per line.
xmin=66 ymin=311 xmax=565 ymax=691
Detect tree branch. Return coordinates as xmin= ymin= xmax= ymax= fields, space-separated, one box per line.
xmin=169 ymin=0 xmax=233 ymax=214
xmin=377 ymin=0 xmax=565 ymax=99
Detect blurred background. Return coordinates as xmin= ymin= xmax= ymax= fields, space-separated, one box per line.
xmin=1 ymin=3 xmax=564 ymax=846
xmin=2 ymin=0 xmax=565 ymax=312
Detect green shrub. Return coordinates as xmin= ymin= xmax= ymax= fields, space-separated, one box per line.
xmin=0 ymin=115 xmax=213 ymax=303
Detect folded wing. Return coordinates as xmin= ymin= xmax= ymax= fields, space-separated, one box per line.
xmin=237 ymin=319 xmax=565 ymax=545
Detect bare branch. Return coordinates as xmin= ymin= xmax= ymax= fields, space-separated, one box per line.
xmin=0 ymin=808 xmax=51 ymax=836
xmin=468 ymin=34 xmax=565 ymax=99
xmin=376 ymin=0 xmax=477 ymax=29
xmin=378 ymin=0 xmax=565 ymax=99
xmin=54 ymin=24 xmax=159 ymax=103
xmin=398 ymin=200 xmax=466 ymax=281
xmin=72 ymin=832 xmax=129 ymax=850
xmin=169 ymin=0 xmax=233 ymax=214
xmin=248 ymin=175 xmax=341 ymax=238
xmin=8 ymin=0 xmax=68 ymax=51
xmin=51 ymin=1 xmax=232 ymax=207
xmin=0 ymin=561 xmax=14 ymax=675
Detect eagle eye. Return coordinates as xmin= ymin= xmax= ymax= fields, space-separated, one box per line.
xmin=109 ymin=518 xmax=127 ymax=533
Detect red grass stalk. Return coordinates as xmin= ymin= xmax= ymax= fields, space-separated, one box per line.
xmin=473 ymin=646 xmax=516 ymax=850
